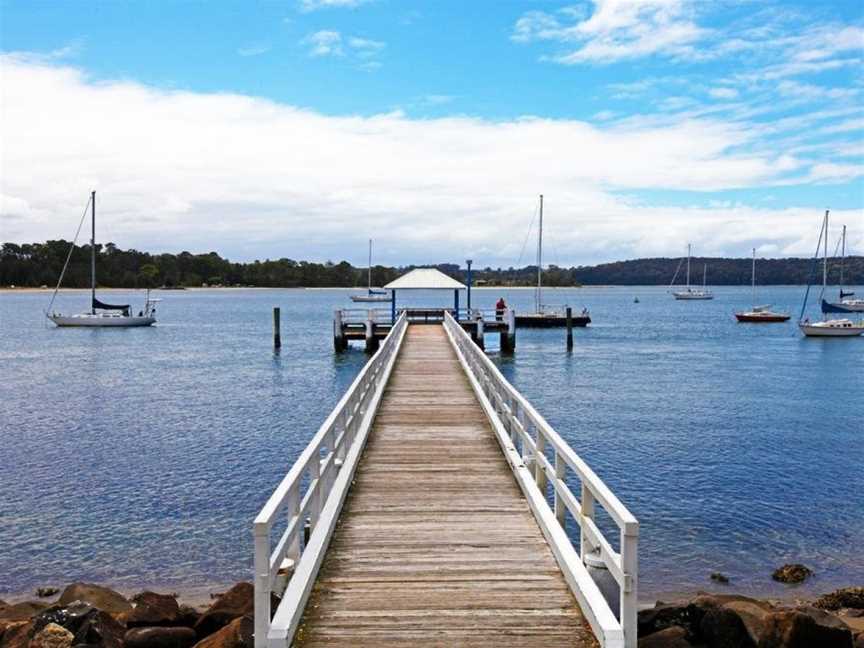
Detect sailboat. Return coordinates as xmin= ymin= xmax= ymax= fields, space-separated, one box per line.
xmin=47 ymin=191 xmax=158 ymax=327
xmin=671 ymin=244 xmax=714 ymax=300
xmin=514 ymin=195 xmax=590 ymax=327
xmin=822 ymin=225 xmax=864 ymax=313
xmin=350 ymin=239 xmax=392 ymax=303
xmin=735 ymin=249 xmax=790 ymax=322
xmin=799 ymin=210 xmax=864 ymax=337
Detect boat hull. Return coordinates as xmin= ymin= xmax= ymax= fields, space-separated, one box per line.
xmin=735 ymin=312 xmax=790 ymax=323
xmin=515 ymin=313 xmax=590 ymax=328
xmin=799 ymin=321 xmax=864 ymax=337
xmin=50 ymin=314 xmax=156 ymax=327
xmin=350 ymin=295 xmax=392 ymax=303
xmin=822 ymin=299 xmax=864 ymax=313
xmin=673 ymin=292 xmax=714 ymax=300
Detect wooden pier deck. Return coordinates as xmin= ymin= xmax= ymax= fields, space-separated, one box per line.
xmin=293 ymin=325 xmax=597 ymax=647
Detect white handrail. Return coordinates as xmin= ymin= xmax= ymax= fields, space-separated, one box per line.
xmin=253 ymin=312 xmax=409 ymax=648
xmin=443 ymin=311 xmax=638 ymax=648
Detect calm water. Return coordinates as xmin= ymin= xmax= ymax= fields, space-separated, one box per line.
xmin=1 ymin=286 xmax=861 ymax=600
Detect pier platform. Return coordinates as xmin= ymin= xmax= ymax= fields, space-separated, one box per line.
xmin=254 ymin=314 xmax=638 ymax=648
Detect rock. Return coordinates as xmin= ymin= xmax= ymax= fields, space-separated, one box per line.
xmin=191 ymin=616 xmax=253 ymax=648
xmin=0 ymin=600 xmax=6 ymax=609
xmin=30 ymin=623 xmax=74 ymax=648
xmin=0 ymin=601 xmax=47 ymax=621
xmin=772 ymin=564 xmax=813 ymax=584
xmin=36 ymin=588 xmax=60 ymax=599
xmin=700 ymin=606 xmax=756 ymax=647
xmin=0 ymin=621 xmax=32 ymax=648
xmin=194 ymin=583 xmax=253 ymax=638
xmin=638 ymin=625 xmax=691 ymax=647
xmin=711 ymin=572 xmax=730 ymax=584
xmin=817 ymin=588 xmax=864 ymax=611
xmin=723 ymin=598 xmax=774 ymax=643
xmin=760 ymin=607 xmax=853 ymax=647
xmin=177 ymin=605 xmax=201 ymax=629
xmin=124 ymin=627 xmax=197 ymax=648
xmin=127 ymin=592 xmax=181 ymax=627
xmin=57 ymin=584 xmax=131 ymax=615
xmin=31 ymin=601 xmax=98 ymax=635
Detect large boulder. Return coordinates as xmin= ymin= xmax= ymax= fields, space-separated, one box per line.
xmin=32 ymin=601 xmax=125 ymax=648
xmin=191 ymin=616 xmax=253 ymax=648
xmin=701 ymin=606 xmax=757 ymax=647
xmin=0 ymin=621 xmax=32 ymax=648
xmin=30 ymin=623 xmax=74 ymax=648
xmin=194 ymin=583 xmax=253 ymax=639
xmin=124 ymin=627 xmax=197 ymax=648
xmin=638 ymin=625 xmax=691 ymax=647
xmin=771 ymin=564 xmax=813 ymax=584
xmin=0 ymin=601 xmax=48 ymax=621
xmin=57 ymin=584 xmax=131 ymax=615
xmin=816 ymin=588 xmax=864 ymax=611
xmin=127 ymin=592 xmax=181 ymax=627
xmin=759 ymin=607 xmax=853 ymax=647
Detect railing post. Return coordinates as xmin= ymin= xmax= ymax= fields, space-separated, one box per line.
xmin=621 ymin=527 xmax=639 ymax=648
xmin=554 ymin=452 xmax=566 ymax=527
xmin=287 ymin=487 xmax=301 ymax=563
xmin=535 ymin=429 xmax=547 ymax=492
xmin=309 ymin=458 xmax=322 ymax=533
xmin=253 ymin=524 xmax=271 ymax=648
xmin=580 ymin=484 xmax=595 ymax=559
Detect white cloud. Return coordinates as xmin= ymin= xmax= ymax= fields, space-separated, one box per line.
xmin=298 ymin=0 xmax=372 ymax=12
xmin=513 ymin=0 xmax=708 ymax=64
xmin=708 ymin=87 xmax=738 ymax=100
xmin=303 ymin=30 xmax=343 ymax=57
xmin=347 ymin=36 xmax=385 ymax=57
xmin=1 ymin=55 xmax=861 ymax=264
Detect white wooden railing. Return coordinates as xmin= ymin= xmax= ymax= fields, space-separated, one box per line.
xmin=253 ymin=312 xmax=409 ymax=648
xmin=443 ymin=311 xmax=639 ymax=648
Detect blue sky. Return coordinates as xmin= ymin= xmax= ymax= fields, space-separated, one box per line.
xmin=1 ymin=0 xmax=863 ymax=265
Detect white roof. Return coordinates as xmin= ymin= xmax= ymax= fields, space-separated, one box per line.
xmin=384 ymin=268 xmax=466 ymax=290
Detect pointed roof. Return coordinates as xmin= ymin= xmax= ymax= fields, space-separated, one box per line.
xmin=384 ymin=268 xmax=466 ymax=290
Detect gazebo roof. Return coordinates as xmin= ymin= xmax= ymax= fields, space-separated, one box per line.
xmin=384 ymin=268 xmax=466 ymax=290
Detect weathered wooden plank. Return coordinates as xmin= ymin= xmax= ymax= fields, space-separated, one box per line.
xmin=294 ymin=324 xmax=597 ymax=647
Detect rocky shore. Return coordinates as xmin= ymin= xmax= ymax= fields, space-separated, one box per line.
xmin=0 ymin=583 xmax=256 ymax=648
xmin=639 ymin=587 xmax=864 ymax=647
xmin=3 ymin=581 xmax=862 ymax=647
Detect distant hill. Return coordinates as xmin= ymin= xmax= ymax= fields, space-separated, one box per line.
xmin=1 ymin=241 xmax=861 ymax=288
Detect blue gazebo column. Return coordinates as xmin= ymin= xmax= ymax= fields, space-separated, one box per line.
xmin=454 ymin=289 xmax=459 ymax=321
xmin=391 ymin=289 xmax=397 ymax=323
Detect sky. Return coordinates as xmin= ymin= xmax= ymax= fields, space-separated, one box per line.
xmin=1 ymin=0 xmax=863 ymax=267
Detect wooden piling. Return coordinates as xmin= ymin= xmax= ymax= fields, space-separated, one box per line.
xmin=501 ymin=308 xmax=516 ymax=353
xmin=333 ymin=309 xmax=345 ymax=352
xmin=365 ymin=309 xmax=379 ymax=353
xmin=273 ymin=307 xmax=282 ymax=349
xmin=566 ymin=306 xmax=573 ymax=351
xmin=476 ymin=317 xmax=485 ymax=350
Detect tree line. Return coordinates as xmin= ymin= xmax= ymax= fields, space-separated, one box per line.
xmin=1 ymin=241 xmax=862 ymax=288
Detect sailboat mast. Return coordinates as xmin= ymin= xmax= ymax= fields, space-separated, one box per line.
xmin=686 ymin=244 xmax=691 ymax=289
xmin=91 ymin=190 xmax=96 ymax=314
xmin=703 ymin=264 xmax=707 ymax=288
xmin=368 ymin=239 xmax=372 ymax=292
xmin=751 ymin=248 xmax=756 ymax=307
xmin=823 ymin=210 xmax=829 ymax=292
xmin=840 ymin=225 xmax=846 ymax=288
xmin=536 ymin=194 xmax=543 ymax=313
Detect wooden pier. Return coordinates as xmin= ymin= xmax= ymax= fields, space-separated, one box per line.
xmin=255 ymin=314 xmax=638 ymax=648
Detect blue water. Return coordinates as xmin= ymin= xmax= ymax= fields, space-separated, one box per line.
xmin=1 ymin=286 xmax=861 ymax=600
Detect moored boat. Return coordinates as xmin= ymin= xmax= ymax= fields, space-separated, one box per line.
xmin=821 ymin=225 xmax=864 ymax=313
xmin=350 ymin=239 xmax=392 ymax=302
xmin=46 ymin=191 xmax=159 ymax=328
xmin=797 ymin=210 xmax=864 ymax=338
xmin=671 ymin=244 xmax=713 ymax=300
xmin=735 ymin=249 xmax=790 ymax=323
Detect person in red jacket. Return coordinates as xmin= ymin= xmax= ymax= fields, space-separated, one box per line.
xmin=495 ymin=297 xmax=506 ymax=321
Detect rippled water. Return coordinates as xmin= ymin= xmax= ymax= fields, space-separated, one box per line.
xmin=1 ymin=286 xmax=861 ymax=600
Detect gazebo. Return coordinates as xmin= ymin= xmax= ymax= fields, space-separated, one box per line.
xmin=384 ymin=268 xmax=467 ymax=322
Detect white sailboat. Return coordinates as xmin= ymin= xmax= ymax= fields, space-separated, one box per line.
xmin=350 ymin=239 xmax=392 ymax=303
xmin=515 ymin=194 xmax=590 ymax=327
xmin=47 ymin=191 xmax=158 ymax=327
xmin=672 ymin=244 xmax=714 ymax=300
xmin=734 ymin=249 xmax=790 ymax=322
xmin=821 ymin=225 xmax=864 ymax=313
xmin=799 ymin=210 xmax=864 ymax=337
